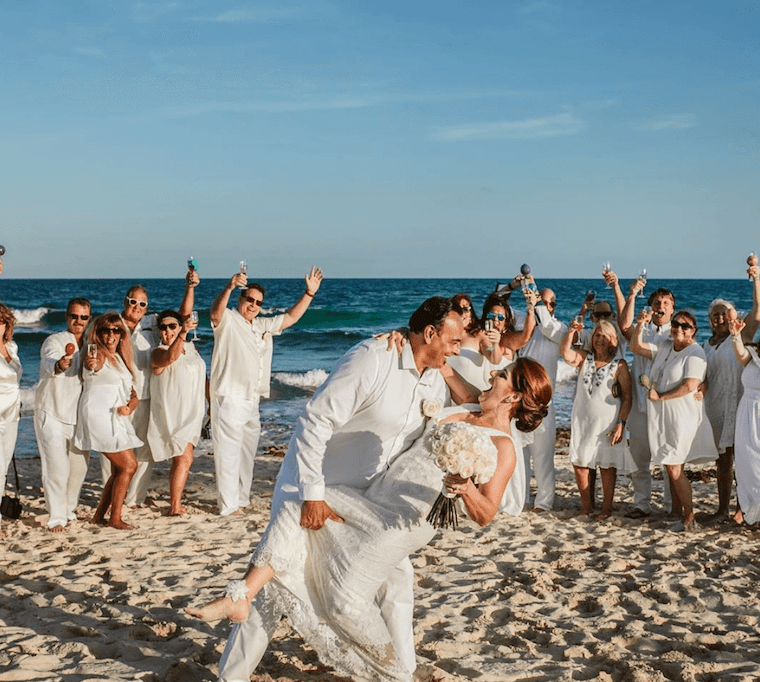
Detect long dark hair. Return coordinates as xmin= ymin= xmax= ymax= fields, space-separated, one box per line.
xmin=481 ymin=293 xmax=514 ymax=331
xmin=451 ymin=293 xmax=480 ymax=334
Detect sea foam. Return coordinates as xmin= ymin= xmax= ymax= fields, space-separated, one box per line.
xmin=11 ymin=307 xmax=49 ymax=326
xmin=272 ymin=369 xmax=329 ymax=391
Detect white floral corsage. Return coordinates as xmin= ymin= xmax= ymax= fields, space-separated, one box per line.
xmin=224 ymin=580 xmax=248 ymax=602
xmin=421 ymin=398 xmax=442 ymax=418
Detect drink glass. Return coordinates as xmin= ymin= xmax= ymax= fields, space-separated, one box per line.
xmin=190 ymin=311 xmax=199 ymax=341
xmin=637 ymin=268 xmax=647 ymax=298
xmin=87 ymin=343 xmax=98 ymax=374
xmin=602 ymin=262 xmax=611 ymax=288
xmin=238 ymin=260 xmax=248 ymax=289
xmin=573 ymin=315 xmax=584 ymax=348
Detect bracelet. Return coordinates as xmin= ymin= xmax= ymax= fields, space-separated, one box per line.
xmin=617 ymin=419 xmax=626 ymax=427
xmin=305 ymin=291 xmax=315 ymax=298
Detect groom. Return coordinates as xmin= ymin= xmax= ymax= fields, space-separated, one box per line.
xmin=218 ymin=296 xmax=467 ymax=682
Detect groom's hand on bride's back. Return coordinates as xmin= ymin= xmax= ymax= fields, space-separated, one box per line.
xmin=300 ymin=500 xmax=344 ymax=530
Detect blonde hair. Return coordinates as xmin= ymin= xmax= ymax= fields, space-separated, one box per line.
xmin=88 ymin=312 xmax=135 ymax=376
xmin=592 ymin=320 xmax=618 ymax=353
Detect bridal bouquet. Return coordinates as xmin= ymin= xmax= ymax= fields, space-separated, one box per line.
xmin=425 ymin=421 xmax=497 ymax=530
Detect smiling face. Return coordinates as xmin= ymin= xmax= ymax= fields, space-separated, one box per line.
xmin=98 ymin=324 xmax=123 ymax=353
xmin=480 ymin=368 xmax=516 ymax=411
xmin=159 ymin=316 xmax=182 ymax=346
xmin=670 ymin=314 xmax=696 ymax=347
xmin=123 ymin=289 xmax=148 ymax=327
xmin=650 ymin=293 xmax=675 ymax=325
xmin=66 ymin=303 xmax=91 ymax=338
xmin=591 ymin=324 xmax=616 ymax=356
xmin=708 ymin=304 xmax=732 ymax=337
xmin=237 ymin=286 xmax=264 ymax=322
xmin=485 ymin=305 xmax=508 ymax=333
xmin=424 ymin=312 xmax=464 ymax=369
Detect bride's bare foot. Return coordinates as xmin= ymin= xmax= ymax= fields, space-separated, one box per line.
xmin=186 ymin=596 xmax=250 ymax=623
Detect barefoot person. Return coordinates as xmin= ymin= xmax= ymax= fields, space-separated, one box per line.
xmin=189 ymin=316 xmax=551 ymax=681
xmin=147 ymin=310 xmax=205 ymax=516
xmin=0 ymin=304 xmax=22 ymax=539
xmin=192 ymin=297 xmax=468 ymax=681
xmin=75 ymin=313 xmax=141 ymax=530
xmin=34 ymin=298 xmax=91 ymax=533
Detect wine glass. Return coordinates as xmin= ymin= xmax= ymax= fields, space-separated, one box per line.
xmin=190 ymin=310 xmax=199 ymax=341
xmin=602 ymin=262 xmax=611 ymax=288
xmin=572 ymin=315 xmax=584 ymax=348
xmin=642 ymin=306 xmax=652 ymax=324
xmin=637 ymin=268 xmax=647 ymax=298
xmin=238 ymin=260 xmax=248 ymax=289
xmin=87 ymin=343 xmax=98 ymax=375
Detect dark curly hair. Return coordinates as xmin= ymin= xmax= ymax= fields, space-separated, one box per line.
xmin=510 ymin=357 xmax=552 ymax=433
xmin=481 ymin=292 xmax=514 ymax=331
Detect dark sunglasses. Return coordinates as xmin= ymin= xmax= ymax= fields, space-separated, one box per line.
xmin=591 ymin=311 xmax=613 ymax=319
xmin=458 ymin=303 xmax=472 ymax=311
xmin=159 ymin=322 xmax=179 ymax=331
xmin=67 ymin=313 xmax=91 ymax=321
xmin=486 ymin=312 xmax=506 ymax=321
xmin=126 ymin=298 xmax=148 ymax=308
xmin=241 ymin=295 xmax=263 ymax=306
xmin=98 ymin=327 xmax=123 ymax=336
xmin=671 ymin=320 xmax=694 ymax=330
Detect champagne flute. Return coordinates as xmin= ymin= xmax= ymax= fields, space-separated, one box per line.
xmin=190 ymin=310 xmax=199 ymax=341
xmin=238 ymin=260 xmax=248 ymax=289
xmin=573 ymin=315 xmax=584 ymax=348
xmin=637 ymin=268 xmax=647 ymax=298
xmin=602 ymin=261 xmax=612 ymax=288
xmin=87 ymin=343 xmax=98 ymax=375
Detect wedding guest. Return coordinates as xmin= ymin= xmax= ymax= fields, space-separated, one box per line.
xmin=102 ymin=272 xmax=198 ymax=506
xmin=727 ymin=313 xmax=760 ymax=525
xmin=147 ymin=310 xmax=206 ymax=516
xmin=210 ymin=266 xmax=323 ymax=516
xmin=699 ymin=278 xmax=760 ymax=521
xmin=619 ymin=284 xmax=677 ymax=518
xmin=629 ymin=309 xmax=717 ymax=529
xmin=0 ymin=304 xmax=22 ymax=539
xmin=561 ymin=319 xmax=634 ymax=518
xmin=518 ymin=287 xmax=567 ymax=513
xmin=75 ymin=313 xmax=141 ymax=530
xmin=34 ymin=298 xmax=91 ymax=532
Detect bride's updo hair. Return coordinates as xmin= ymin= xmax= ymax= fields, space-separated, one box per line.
xmin=511 ymin=357 xmax=552 ymax=433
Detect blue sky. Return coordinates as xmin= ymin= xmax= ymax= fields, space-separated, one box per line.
xmin=1 ymin=1 xmax=758 ymax=279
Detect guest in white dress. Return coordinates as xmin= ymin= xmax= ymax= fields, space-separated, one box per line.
xmin=727 ymin=314 xmax=760 ymax=525
xmin=75 ymin=313 xmax=142 ymax=530
xmin=561 ymin=320 xmax=634 ymax=518
xmin=629 ymin=309 xmax=718 ymax=529
xmin=0 ymin=304 xmax=22 ymax=539
xmin=147 ymin=310 xmax=206 ymax=516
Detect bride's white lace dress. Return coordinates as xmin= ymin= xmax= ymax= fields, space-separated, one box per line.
xmin=248 ymin=405 xmax=525 ymax=682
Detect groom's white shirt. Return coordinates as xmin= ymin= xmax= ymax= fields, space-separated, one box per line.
xmin=289 ymin=339 xmax=450 ymax=499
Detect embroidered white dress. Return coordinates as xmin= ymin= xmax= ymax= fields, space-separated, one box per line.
xmin=568 ymin=354 xmax=634 ymax=472
xmin=75 ymin=356 xmax=143 ymax=453
xmin=147 ymin=342 xmax=206 ymax=462
xmin=246 ymin=405 xmax=522 ymax=682
xmin=646 ymin=341 xmax=717 ymax=467
xmin=734 ymin=348 xmax=760 ymax=524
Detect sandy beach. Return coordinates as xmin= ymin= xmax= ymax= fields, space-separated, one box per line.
xmin=3 ymin=428 xmax=760 ymax=682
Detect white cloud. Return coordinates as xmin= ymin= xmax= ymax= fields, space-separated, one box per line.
xmin=634 ymin=113 xmax=698 ymax=131
xmin=433 ymin=109 xmax=586 ymax=142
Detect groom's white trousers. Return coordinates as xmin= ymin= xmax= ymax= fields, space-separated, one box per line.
xmin=217 ymin=476 xmax=417 ymax=681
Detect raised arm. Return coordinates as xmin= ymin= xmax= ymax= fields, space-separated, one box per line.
xmin=535 ymin=304 xmax=567 ymax=344
xmin=742 ymin=264 xmax=760 ymax=341
xmin=628 ymin=309 xmax=656 ymax=359
xmin=603 ymin=269 xmax=627 ymax=319
xmin=502 ymin=290 xmax=537 ymax=352
xmin=560 ymin=320 xmax=586 ymax=367
xmin=151 ymin=318 xmax=197 ymax=375
xmin=281 ymin=266 xmax=323 ymax=330
xmin=729 ymin=317 xmax=752 ymax=367
xmin=619 ymin=279 xmax=645 ymax=340
xmin=178 ymin=268 xmax=200 ymax=318
xmin=210 ymin=273 xmax=247 ymax=327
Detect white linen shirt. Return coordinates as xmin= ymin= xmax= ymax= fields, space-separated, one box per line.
xmin=517 ymin=305 xmax=567 ymax=386
xmin=632 ymin=322 xmax=671 ymax=412
xmin=35 ymin=330 xmax=82 ymax=425
xmin=288 ymin=339 xmax=451 ymax=501
xmin=210 ymin=307 xmax=285 ymax=399
xmin=130 ymin=314 xmax=160 ymax=400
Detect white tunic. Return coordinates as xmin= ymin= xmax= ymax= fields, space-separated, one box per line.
xmin=35 ymin=331 xmax=82 ymax=425
xmin=210 ymin=308 xmax=285 ymax=399
xmin=0 ymin=341 xmax=22 ymax=424
xmin=147 ymin=342 xmax=207 ymax=462
xmin=735 ymin=348 xmax=760 ymax=524
xmin=646 ymin=340 xmax=717 ymax=467
xmin=702 ymin=337 xmax=743 ymax=452
xmin=568 ymin=354 xmax=635 ymax=473
xmin=75 ymin=355 xmax=143 ymax=453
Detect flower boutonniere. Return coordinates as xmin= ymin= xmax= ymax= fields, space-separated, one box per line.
xmin=421 ymin=398 xmax=442 ymax=418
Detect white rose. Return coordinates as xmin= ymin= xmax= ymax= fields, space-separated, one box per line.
xmin=421 ymin=398 xmax=443 ymax=418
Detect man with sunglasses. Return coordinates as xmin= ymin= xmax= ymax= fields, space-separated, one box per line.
xmin=34 ymin=298 xmax=92 ymax=532
xmin=578 ymin=300 xmax=627 ymax=356
xmin=102 ymin=274 xmax=199 ymax=507
xmin=209 ymin=266 xmax=323 ymax=517
xmin=619 ymin=281 xmax=677 ymax=518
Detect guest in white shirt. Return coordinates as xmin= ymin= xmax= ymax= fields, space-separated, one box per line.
xmin=34 ymin=298 xmax=91 ymax=532
xmin=209 ymin=266 xmax=323 ymax=517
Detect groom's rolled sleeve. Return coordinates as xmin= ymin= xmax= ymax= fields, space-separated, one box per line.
xmin=293 ymin=342 xmax=381 ymax=501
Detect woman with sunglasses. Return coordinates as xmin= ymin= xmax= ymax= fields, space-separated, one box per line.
xmin=147 ymin=310 xmax=206 ymax=516
xmin=480 ymin=291 xmax=537 ymax=372
xmin=0 ymin=303 xmax=22 ymax=539
xmin=629 ymin=309 xmax=717 ymax=530
xmin=75 ymin=313 xmax=142 ymax=530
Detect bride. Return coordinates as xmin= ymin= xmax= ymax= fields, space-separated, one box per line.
xmin=188 ymin=357 xmax=551 ymax=681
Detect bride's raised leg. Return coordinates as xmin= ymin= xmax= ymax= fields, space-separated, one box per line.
xmin=186 ymin=564 xmax=275 ymax=622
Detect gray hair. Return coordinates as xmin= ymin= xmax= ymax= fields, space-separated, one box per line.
xmin=708 ymin=298 xmax=735 ymax=316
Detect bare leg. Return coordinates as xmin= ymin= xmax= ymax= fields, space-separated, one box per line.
xmin=169 ymin=444 xmax=194 ymax=516
xmin=588 ymin=467 xmax=597 ymax=510
xmin=104 ymin=450 xmax=138 ymax=530
xmin=598 ymin=467 xmax=617 ymax=519
xmin=666 ymin=464 xmax=693 ymax=525
xmin=574 ymin=466 xmax=592 ymax=515
xmin=187 ymin=564 xmax=275 ymax=622
xmin=91 ymin=474 xmax=116 ymax=525
xmin=715 ymin=447 xmax=734 ymax=517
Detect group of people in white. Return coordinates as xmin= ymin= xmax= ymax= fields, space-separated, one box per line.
xmin=1 ymin=257 xmax=760 ymax=682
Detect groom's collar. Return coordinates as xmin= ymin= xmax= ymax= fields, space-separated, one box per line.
xmin=400 ymin=342 xmax=437 ymax=383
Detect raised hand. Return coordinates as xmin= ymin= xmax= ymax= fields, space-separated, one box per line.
xmin=305 ymin=266 xmax=323 ymax=296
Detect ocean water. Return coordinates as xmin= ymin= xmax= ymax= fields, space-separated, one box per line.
xmin=1 ymin=277 xmax=755 ymax=458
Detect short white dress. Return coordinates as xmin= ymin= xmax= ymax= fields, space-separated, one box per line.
xmin=646 ymin=341 xmax=717 ymax=466
xmin=75 ymin=355 xmax=143 ymax=453
xmin=703 ymin=337 xmax=744 ymax=452
xmin=568 ymin=353 xmax=634 ymax=473
xmin=734 ymin=347 xmax=760 ymax=524
xmin=147 ymin=342 xmax=206 ymax=462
